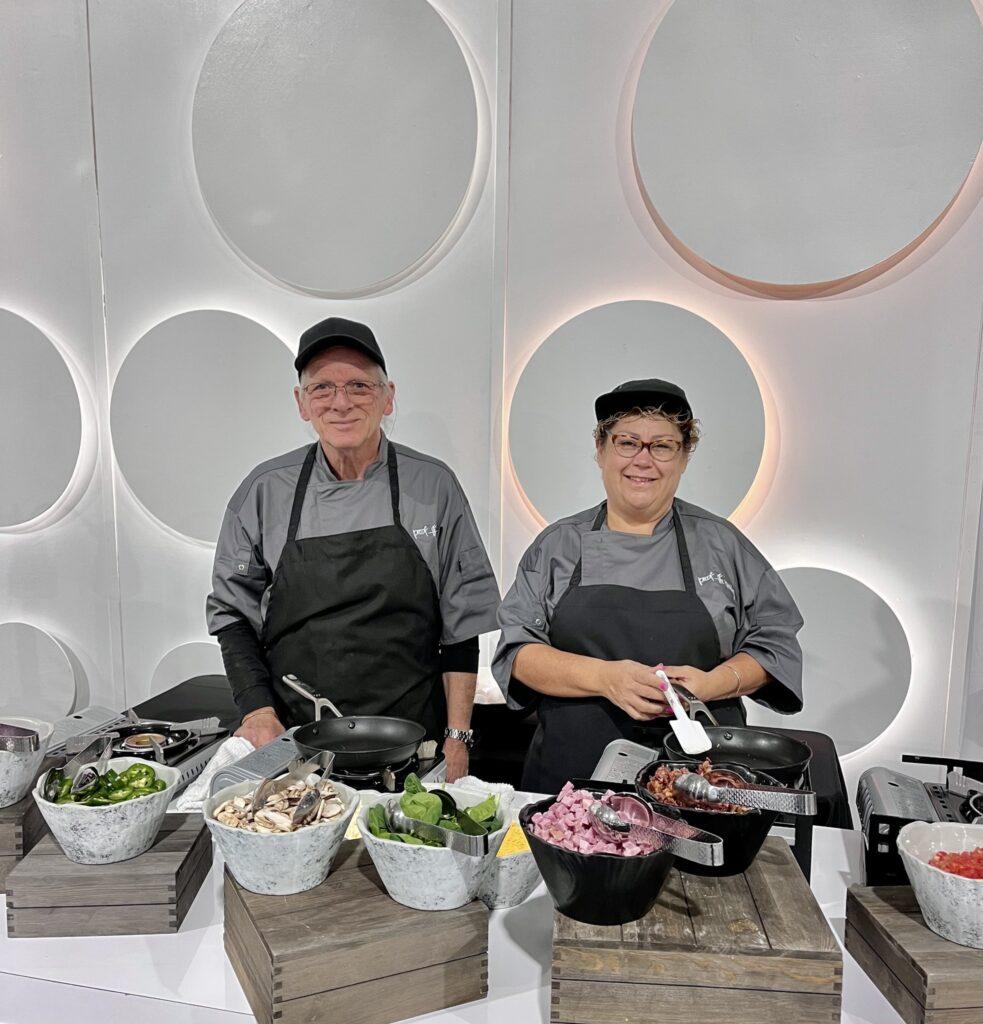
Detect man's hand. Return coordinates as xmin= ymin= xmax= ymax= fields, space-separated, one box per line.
xmin=599 ymin=661 xmax=671 ymax=720
xmin=443 ymin=737 xmax=469 ymax=783
xmin=234 ymin=707 xmax=286 ymax=748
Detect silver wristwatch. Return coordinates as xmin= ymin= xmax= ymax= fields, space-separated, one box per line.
xmin=443 ymin=727 xmax=475 ymax=749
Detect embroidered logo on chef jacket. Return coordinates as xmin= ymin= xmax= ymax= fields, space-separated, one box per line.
xmin=413 ymin=524 xmax=438 ymax=539
xmin=697 ymin=570 xmax=736 ymax=598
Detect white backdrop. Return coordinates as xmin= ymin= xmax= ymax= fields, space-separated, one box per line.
xmin=3 ymin=1 xmax=983 ymax=798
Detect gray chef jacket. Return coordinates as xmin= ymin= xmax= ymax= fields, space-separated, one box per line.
xmin=492 ymin=499 xmax=803 ymax=713
xmin=207 ymin=434 xmax=500 ymax=645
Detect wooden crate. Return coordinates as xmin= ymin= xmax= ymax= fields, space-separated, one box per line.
xmin=846 ymin=885 xmax=983 ymax=1024
xmin=0 ymin=789 xmax=47 ymax=893
xmin=224 ymin=840 xmax=489 ymax=1024
xmin=552 ymin=837 xmax=842 ymax=1024
xmin=5 ymin=812 xmax=211 ymax=937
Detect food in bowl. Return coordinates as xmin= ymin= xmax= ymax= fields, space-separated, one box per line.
xmin=213 ymin=777 xmax=345 ymax=833
xmin=43 ymin=761 xmax=168 ymax=805
xmin=929 ymin=847 xmax=983 ymax=879
xmin=529 ymin=782 xmax=659 ymax=856
xmin=645 ymin=758 xmax=751 ymax=813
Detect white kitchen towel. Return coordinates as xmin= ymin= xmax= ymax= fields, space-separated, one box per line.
xmin=172 ymin=736 xmax=254 ymax=812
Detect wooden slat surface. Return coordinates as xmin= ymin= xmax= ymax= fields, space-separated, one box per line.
xmin=7 ymin=901 xmax=176 ymax=937
xmin=621 ymin=869 xmax=695 ymax=947
xmin=847 ymin=885 xmax=983 ymax=1013
xmin=681 ymin=870 xmax=769 ymax=951
xmin=0 ymin=821 xmax=23 ymax=856
xmin=0 ymin=853 xmax=19 ymax=891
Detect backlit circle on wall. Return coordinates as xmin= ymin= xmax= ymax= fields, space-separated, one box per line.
xmin=508 ymin=301 xmax=765 ymax=525
xmin=110 ymin=311 xmax=310 ymax=544
xmin=151 ymin=642 xmax=225 ymax=697
xmin=0 ymin=622 xmax=79 ymax=721
xmin=193 ymin=0 xmax=479 ymax=296
xmin=0 ymin=310 xmax=83 ymax=528
xmin=632 ymin=0 xmax=983 ymax=287
xmin=745 ymin=568 xmax=911 ymax=754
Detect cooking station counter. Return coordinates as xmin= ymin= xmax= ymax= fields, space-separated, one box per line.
xmin=0 ymin=825 xmax=901 ymax=1024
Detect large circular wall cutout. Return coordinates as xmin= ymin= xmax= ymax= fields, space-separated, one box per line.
xmin=508 ymin=301 xmax=765 ymax=525
xmin=0 ymin=622 xmax=79 ymax=721
xmin=632 ymin=0 xmax=983 ymax=287
xmin=193 ymin=0 xmax=479 ymax=295
xmin=110 ymin=311 xmax=311 ymax=544
xmin=150 ymin=642 xmax=225 ymax=697
xmin=745 ymin=568 xmax=911 ymax=755
xmin=0 ymin=310 xmax=83 ymax=528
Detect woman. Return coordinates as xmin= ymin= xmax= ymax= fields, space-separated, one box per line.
xmin=493 ymin=378 xmax=803 ymax=793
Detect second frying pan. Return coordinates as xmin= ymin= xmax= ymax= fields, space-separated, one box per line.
xmin=282 ymin=674 xmax=426 ymax=770
xmin=662 ymin=726 xmax=812 ymax=787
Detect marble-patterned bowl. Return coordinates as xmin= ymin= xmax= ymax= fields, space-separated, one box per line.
xmin=358 ymin=786 xmax=511 ymax=911
xmin=477 ymin=818 xmax=541 ymax=909
xmin=204 ymin=778 xmax=358 ymax=896
xmin=0 ymin=717 xmax=54 ymax=809
xmin=898 ymin=820 xmax=983 ymax=948
xmin=33 ymin=756 xmax=180 ymax=864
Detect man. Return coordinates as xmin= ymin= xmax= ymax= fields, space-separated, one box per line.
xmin=206 ymin=316 xmax=500 ymax=781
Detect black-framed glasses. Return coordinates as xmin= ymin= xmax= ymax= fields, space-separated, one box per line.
xmin=609 ymin=433 xmax=683 ymax=462
xmin=302 ymin=380 xmax=383 ymax=403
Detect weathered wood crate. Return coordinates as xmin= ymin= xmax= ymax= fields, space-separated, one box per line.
xmin=0 ymin=788 xmax=47 ymax=893
xmin=5 ymin=812 xmax=211 ymax=936
xmin=224 ymin=840 xmax=489 ymax=1024
xmin=846 ymin=884 xmax=983 ymax=1024
xmin=552 ymin=837 xmax=842 ymax=1024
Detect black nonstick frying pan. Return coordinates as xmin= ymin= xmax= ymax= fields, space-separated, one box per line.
xmin=662 ymin=726 xmax=812 ymax=787
xmin=281 ymin=674 xmax=426 ymax=769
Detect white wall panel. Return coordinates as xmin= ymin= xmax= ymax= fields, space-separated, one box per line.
xmin=87 ymin=0 xmax=504 ymax=705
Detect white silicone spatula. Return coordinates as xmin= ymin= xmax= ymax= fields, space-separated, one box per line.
xmin=655 ymin=668 xmax=712 ymax=756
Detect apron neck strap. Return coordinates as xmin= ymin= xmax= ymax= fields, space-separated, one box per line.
xmin=286 ymin=440 xmax=401 ymax=544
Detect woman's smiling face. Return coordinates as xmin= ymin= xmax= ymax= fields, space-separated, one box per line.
xmin=596 ymin=413 xmax=688 ymax=520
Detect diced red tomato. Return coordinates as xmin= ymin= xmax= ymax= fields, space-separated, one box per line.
xmin=928 ymin=847 xmax=983 ymax=879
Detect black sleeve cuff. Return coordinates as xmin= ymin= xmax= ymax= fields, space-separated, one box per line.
xmin=439 ymin=636 xmax=480 ymax=674
xmin=215 ymin=619 xmax=276 ymax=717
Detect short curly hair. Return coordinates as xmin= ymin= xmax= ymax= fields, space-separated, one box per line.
xmin=593 ymin=404 xmax=701 ymax=454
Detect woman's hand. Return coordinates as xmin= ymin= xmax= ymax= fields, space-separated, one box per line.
xmin=659 ymin=665 xmax=715 ymax=703
xmin=234 ymin=707 xmax=286 ymax=748
xmin=599 ymin=661 xmax=671 ymax=720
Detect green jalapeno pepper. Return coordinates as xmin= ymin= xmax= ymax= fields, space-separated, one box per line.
xmin=82 ymin=795 xmax=112 ymax=806
xmin=107 ymin=787 xmax=134 ymax=802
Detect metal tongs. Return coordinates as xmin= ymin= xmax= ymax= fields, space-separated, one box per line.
xmin=386 ymin=798 xmax=491 ymax=857
xmin=589 ymin=793 xmax=724 ymax=867
xmin=250 ymin=751 xmax=336 ymax=815
xmin=41 ymin=733 xmax=118 ymax=801
xmin=673 ymin=769 xmax=818 ymax=815
xmin=0 ymin=721 xmax=40 ymax=754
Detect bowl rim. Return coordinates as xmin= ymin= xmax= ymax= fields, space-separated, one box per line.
xmin=518 ymin=789 xmax=677 ymax=864
xmin=33 ymin=755 xmax=180 ymax=810
xmin=636 ymin=759 xmax=779 ymax=816
xmin=898 ymin=820 xmax=983 ymax=884
xmin=205 ymin=777 xmax=359 ymax=837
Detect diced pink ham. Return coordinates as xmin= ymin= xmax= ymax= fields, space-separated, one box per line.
xmin=529 ymin=782 xmax=657 ymax=857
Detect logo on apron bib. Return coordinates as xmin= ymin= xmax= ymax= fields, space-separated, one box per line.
xmin=697 ymin=570 xmax=735 ymax=598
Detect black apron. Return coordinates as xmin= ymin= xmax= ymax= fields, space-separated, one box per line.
xmin=521 ymin=501 xmax=745 ymax=793
xmin=262 ymin=442 xmax=445 ymax=739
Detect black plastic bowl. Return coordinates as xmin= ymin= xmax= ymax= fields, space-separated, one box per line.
xmin=661 ymin=727 xmax=811 ymax=788
xmin=518 ymin=791 xmax=675 ymax=925
xmin=635 ymin=760 xmax=779 ymax=877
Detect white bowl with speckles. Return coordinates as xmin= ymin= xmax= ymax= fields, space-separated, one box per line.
xmin=204 ymin=778 xmax=359 ymax=896
xmin=0 ymin=717 xmax=53 ymax=808
xmin=898 ymin=820 xmax=983 ymax=948
xmin=358 ymin=786 xmax=512 ymax=911
xmin=33 ymin=756 xmax=180 ymax=864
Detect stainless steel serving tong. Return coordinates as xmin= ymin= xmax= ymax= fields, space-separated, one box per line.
xmin=0 ymin=721 xmax=40 ymax=754
xmin=589 ymin=793 xmax=724 ymax=866
xmin=250 ymin=751 xmax=335 ymax=813
xmin=386 ymin=798 xmax=491 ymax=857
xmin=672 ymin=770 xmax=818 ymax=815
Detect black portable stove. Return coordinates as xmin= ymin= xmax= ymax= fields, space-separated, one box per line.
xmin=857 ymin=754 xmax=983 ymax=885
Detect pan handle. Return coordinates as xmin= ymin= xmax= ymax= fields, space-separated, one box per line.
xmin=281 ymin=674 xmax=344 ymax=723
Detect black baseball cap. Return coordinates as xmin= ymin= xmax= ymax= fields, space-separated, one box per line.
xmin=294 ymin=317 xmax=386 ymax=376
xmin=594 ymin=379 xmax=692 ymax=421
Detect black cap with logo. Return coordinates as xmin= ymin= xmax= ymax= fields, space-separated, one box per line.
xmin=594 ymin=379 xmax=692 ymax=421
xmin=295 ymin=317 xmax=386 ymax=376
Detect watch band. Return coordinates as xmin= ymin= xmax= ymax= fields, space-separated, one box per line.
xmin=444 ymin=727 xmax=475 ymax=749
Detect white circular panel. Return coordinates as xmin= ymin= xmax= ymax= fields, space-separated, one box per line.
xmin=0 ymin=622 xmax=79 ymax=721
xmin=746 ymin=568 xmax=911 ymax=755
xmin=633 ymin=0 xmax=983 ymax=284
xmin=193 ymin=0 xmax=478 ymax=295
xmin=151 ymin=642 xmax=225 ymax=697
xmin=110 ymin=311 xmax=310 ymax=543
xmin=0 ymin=310 xmax=82 ymax=527
xmin=509 ymin=302 xmax=765 ymax=524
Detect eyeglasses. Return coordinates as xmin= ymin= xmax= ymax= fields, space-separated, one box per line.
xmin=301 ymin=380 xmax=384 ymax=403
xmin=609 ymin=433 xmax=683 ymax=462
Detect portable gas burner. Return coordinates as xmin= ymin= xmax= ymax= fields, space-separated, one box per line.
xmin=209 ymin=726 xmax=444 ymax=796
xmin=857 ymin=754 xmax=983 ymax=885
